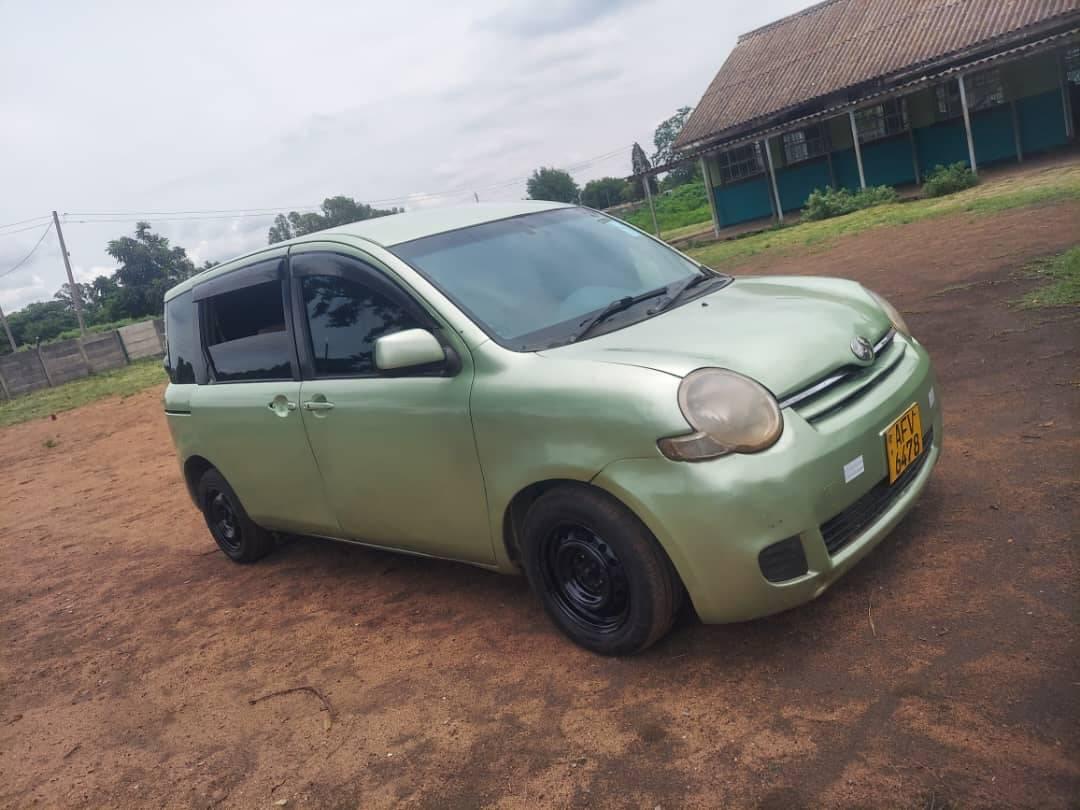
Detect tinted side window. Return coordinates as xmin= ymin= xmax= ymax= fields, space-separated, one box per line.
xmin=164 ymin=290 xmax=203 ymax=384
xmin=299 ymin=271 xmax=422 ymax=377
xmin=203 ymin=280 xmax=292 ymax=382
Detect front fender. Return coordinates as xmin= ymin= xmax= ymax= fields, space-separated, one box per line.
xmin=469 ymin=349 xmax=686 ymax=571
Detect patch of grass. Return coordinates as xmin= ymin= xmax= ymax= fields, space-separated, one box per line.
xmin=619 ymin=182 xmax=713 ymax=234
xmin=1017 ymin=247 xmax=1080 ymax=308
xmin=0 ymin=358 xmax=166 ymax=429
xmin=660 ymin=220 xmax=715 ymax=242
xmin=688 ymin=162 xmax=1080 ymax=269
xmin=43 ymin=437 xmax=58 ymax=448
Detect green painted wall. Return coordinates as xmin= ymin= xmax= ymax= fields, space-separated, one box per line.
xmin=971 ymin=105 xmax=1017 ymax=165
xmin=715 ymin=176 xmax=774 ymax=226
xmin=776 ymin=157 xmax=833 ymax=210
xmin=832 ymin=148 xmax=863 ymax=191
xmin=915 ymin=119 xmax=970 ymax=172
xmin=1018 ymin=89 xmax=1068 ymax=154
xmin=862 ymin=135 xmax=918 ymax=186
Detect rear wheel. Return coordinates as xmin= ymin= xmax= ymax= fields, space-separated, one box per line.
xmin=197 ymin=468 xmax=274 ymax=563
xmin=521 ymin=485 xmax=679 ymax=655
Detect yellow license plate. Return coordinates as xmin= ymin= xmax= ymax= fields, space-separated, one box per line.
xmin=885 ymin=403 xmax=924 ymax=484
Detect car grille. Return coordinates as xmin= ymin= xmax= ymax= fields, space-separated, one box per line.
xmin=779 ymin=329 xmax=900 ymax=422
xmin=821 ymin=428 xmax=934 ymax=556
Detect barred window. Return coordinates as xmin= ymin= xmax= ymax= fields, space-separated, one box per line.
xmin=965 ymin=68 xmax=1005 ymax=110
xmin=716 ymin=142 xmax=764 ymax=183
xmin=935 ymin=81 xmax=962 ymax=119
xmin=1065 ymin=46 xmax=1080 ymax=85
xmin=855 ymin=98 xmax=909 ymax=143
xmin=782 ymin=124 xmax=830 ymax=164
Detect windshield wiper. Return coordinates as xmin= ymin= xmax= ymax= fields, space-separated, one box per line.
xmin=653 ymin=271 xmax=727 ymax=315
xmin=572 ymin=286 xmax=669 ymax=342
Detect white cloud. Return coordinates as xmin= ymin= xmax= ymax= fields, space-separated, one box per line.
xmin=0 ymin=0 xmax=815 ymax=313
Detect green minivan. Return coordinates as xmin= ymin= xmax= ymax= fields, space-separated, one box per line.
xmin=163 ymin=202 xmax=941 ymax=655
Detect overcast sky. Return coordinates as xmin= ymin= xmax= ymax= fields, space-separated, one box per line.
xmin=0 ymin=0 xmax=812 ymax=313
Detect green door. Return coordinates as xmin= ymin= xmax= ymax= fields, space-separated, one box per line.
xmin=289 ymin=247 xmax=493 ymax=564
xmin=191 ymin=255 xmax=339 ymax=536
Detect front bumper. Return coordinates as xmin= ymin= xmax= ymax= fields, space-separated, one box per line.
xmin=593 ymin=335 xmax=942 ymax=624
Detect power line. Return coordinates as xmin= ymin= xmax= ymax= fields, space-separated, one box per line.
xmin=0 ymin=214 xmax=52 ymax=232
xmin=59 ymin=140 xmax=647 ymax=224
xmin=0 ymin=220 xmax=58 ymax=238
xmin=0 ymin=222 xmax=53 ymax=280
xmin=64 ymin=205 xmax=324 ymax=218
xmin=62 ymin=212 xmax=297 ymax=225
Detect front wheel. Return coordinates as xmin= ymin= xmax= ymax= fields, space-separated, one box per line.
xmin=197 ymin=468 xmax=274 ymax=563
xmin=521 ymin=486 xmax=680 ymax=655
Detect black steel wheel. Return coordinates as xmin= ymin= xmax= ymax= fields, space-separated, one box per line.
xmin=540 ymin=523 xmax=631 ymax=635
xmin=196 ymin=468 xmax=274 ymax=563
xmin=207 ymin=489 xmax=242 ymax=554
xmin=521 ymin=485 xmax=681 ymax=656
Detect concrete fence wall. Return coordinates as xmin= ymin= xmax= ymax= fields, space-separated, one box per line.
xmin=0 ymin=318 xmax=164 ymax=400
xmin=118 ymin=320 xmax=164 ymax=360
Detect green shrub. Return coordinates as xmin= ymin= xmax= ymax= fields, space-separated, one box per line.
xmin=802 ymin=185 xmax=898 ymax=221
xmin=922 ymin=162 xmax=977 ymax=197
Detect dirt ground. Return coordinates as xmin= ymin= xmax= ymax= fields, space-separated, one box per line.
xmin=2 ymin=200 xmax=1078 ymax=809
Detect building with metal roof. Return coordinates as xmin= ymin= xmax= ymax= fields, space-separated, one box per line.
xmin=672 ymin=0 xmax=1080 ymax=233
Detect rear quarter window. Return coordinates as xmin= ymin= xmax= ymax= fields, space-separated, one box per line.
xmin=164 ymin=290 xmax=205 ymax=384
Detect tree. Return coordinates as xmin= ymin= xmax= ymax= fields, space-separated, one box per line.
xmin=267 ymin=196 xmax=403 ymax=244
xmin=0 ymin=223 xmax=212 ymax=354
xmin=628 ymin=143 xmax=659 ymax=200
xmin=54 ymin=281 xmax=94 ymax=315
xmin=2 ymin=300 xmax=78 ymax=350
xmin=105 ymin=222 xmax=197 ymax=319
xmin=83 ymin=275 xmax=122 ymax=322
xmin=526 ymin=167 xmax=579 ymax=203
xmin=651 ymin=106 xmax=700 ymax=189
xmin=580 ymin=177 xmax=631 ymax=209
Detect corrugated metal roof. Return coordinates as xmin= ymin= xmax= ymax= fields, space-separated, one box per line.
xmin=675 ymin=0 xmax=1080 ymax=150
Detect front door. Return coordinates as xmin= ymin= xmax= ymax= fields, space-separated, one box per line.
xmin=289 ymin=247 xmax=493 ymax=564
xmin=192 ymin=256 xmax=339 ymax=536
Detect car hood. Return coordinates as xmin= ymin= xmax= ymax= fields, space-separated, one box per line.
xmin=538 ymin=276 xmax=892 ymax=399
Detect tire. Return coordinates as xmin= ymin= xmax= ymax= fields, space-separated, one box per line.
xmin=196 ymin=468 xmax=274 ymax=564
xmin=521 ymin=485 xmax=680 ymax=655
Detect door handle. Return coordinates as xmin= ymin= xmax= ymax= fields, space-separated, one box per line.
xmin=302 ymin=400 xmax=335 ymax=412
xmin=267 ymin=396 xmax=297 ymax=416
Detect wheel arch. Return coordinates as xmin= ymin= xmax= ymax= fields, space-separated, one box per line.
xmin=183 ymin=454 xmax=215 ymax=505
xmin=501 ymin=479 xmax=687 ymax=596
xmin=502 ymin=479 xmax=577 ymax=567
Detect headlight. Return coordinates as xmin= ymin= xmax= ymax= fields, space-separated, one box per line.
xmin=868 ymin=289 xmax=910 ymax=336
xmin=658 ymin=369 xmax=783 ymax=461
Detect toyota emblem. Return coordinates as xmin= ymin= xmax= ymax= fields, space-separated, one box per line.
xmin=850 ymin=336 xmax=874 ymax=363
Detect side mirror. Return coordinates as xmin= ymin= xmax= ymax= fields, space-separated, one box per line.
xmin=374 ymin=328 xmax=446 ymax=372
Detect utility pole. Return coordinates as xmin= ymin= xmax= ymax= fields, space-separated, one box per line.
xmin=52 ymin=211 xmax=86 ymax=337
xmin=642 ymin=174 xmax=660 ymax=237
xmin=0 ymin=303 xmax=16 ymax=351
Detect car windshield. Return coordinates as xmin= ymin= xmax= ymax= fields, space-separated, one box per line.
xmin=391 ymin=208 xmax=720 ymax=351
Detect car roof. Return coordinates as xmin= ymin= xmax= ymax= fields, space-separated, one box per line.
xmin=317 ymin=200 xmax=570 ymax=246
xmin=165 ymin=200 xmax=572 ymax=302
